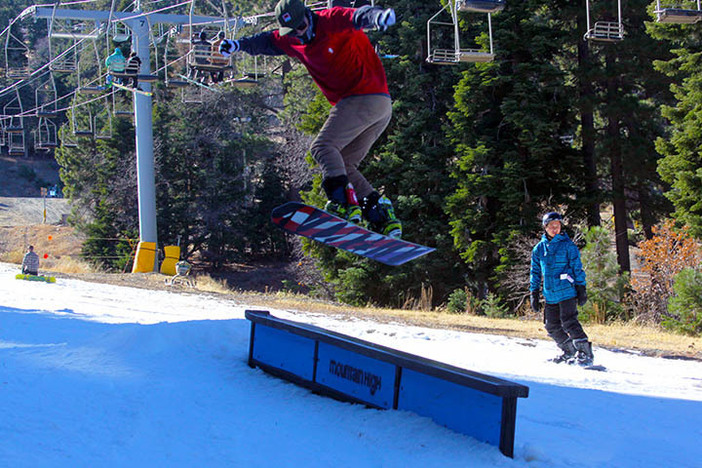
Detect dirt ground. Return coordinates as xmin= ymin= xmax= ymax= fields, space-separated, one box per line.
xmin=0 ymin=197 xmax=71 ymax=226
xmin=0 ymin=156 xmax=62 ymax=198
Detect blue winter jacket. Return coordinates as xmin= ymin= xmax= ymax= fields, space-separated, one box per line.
xmin=530 ymin=232 xmax=586 ymax=304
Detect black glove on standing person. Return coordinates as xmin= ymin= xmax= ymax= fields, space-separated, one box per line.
xmin=576 ymin=284 xmax=588 ymax=306
xmin=530 ymin=290 xmax=541 ymax=313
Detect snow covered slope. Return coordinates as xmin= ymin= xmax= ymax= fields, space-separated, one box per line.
xmin=1 ymin=262 xmax=700 ymax=467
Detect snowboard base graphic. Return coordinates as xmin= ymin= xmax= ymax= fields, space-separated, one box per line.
xmin=271 ymin=202 xmax=434 ymax=266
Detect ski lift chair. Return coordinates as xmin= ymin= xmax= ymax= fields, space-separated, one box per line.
xmin=77 ymin=40 xmax=107 ymax=93
xmin=111 ymin=22 xmax=132 ymax=43
xmin=49 ymin=18 xmax=101 ymax=40
xmin=5 ymin=117 xmax=24 ymax=134
xmin=34 ymin=118 xmax=59 ymax=150
xmin=112 ymin=89 xmax=133 ymax=117
xmin=163 ymin=29 xmax=190 ymax=89
xmin=185 ymin=0 xmax=234 ymax=85
xmin=59 ymin=126 xmax=78 ymax=148
xmin=6 ymin=97 xmax=26 ymax=155
xmin=187 ymin=42 xmax=231 ymax=81
xmin=654 ymin=0 xmax=702 ymax=23
xmin=49 ymin=39 xmax=78 ymax=73
xmin=71 ymin=102 xmax=94 ymax=137
xmin=110 ymin=71 xmax=160 ymax=88
xmin=5 ymin=29 xmax=32 ymax=79
xmin=8 ymin=132 xmax=26 ymax=156
xmin=36 ymin=108 xmax=58 ymax=119
xmin=227 ymin=54 xmax=260 ymax=87
xmin=36 ymin=75 xmax=59 ymax=118
xmin=79 ymin=85 xmax=107 ymax=94
xmin=584 ymin=0 xmax=625 ymax=42
xmin=181 ymin=85 xmax=205 ymax=104
xmin=457 ymin=0 xmax=505 ymax=14
xmin=111 ymin=53 xmax=160 ymax=87
xmin=94 ymin=98 xmax=113 ymax=140
xmin=47 ymin=3 xmax=81 ymax=73
xmin=4 ymin=89 xmax=25 ymax=134
xmin=0 ymin=118 xmax=7 ymax=147
xmin=584 ymin=21 xmax=625 ymax=42
xmin=426 ymin=0 xmax=496 ymax=64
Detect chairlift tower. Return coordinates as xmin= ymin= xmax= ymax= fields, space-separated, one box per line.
xmin=28 ymin=5 xmax=250 ymax=271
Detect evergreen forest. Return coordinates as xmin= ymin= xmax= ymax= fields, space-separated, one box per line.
xmin=1 ymin=0 xmax=701 ymax=335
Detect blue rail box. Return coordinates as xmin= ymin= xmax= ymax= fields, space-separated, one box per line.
xmin=246 ymin=310 xmax=529 ymax=458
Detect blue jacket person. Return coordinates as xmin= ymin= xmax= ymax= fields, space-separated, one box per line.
xmin=530 ymin=212 xmax=594 ymax=365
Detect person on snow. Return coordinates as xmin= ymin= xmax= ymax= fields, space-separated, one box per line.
xmin=105 ymin=48 xmax=126 ymax=86
xmin=218 ymin=0 xmax=402 ymax=238
xmin=530 ymin=212 xmax=594 ymax=366
xmin=21 ymin=245 xmax=40 ymax=276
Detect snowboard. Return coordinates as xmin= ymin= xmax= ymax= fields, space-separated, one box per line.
xmin=16 ymin=273 xmax=56 ymax=283
xmin=580 ymin=364 xmax=607 ymax=372
xmin=271 ymin=202 xmax=434 ymax=266
xmin=549 ymin=359 xmax=607 ymax=372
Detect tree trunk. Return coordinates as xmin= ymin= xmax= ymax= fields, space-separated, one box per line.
xmin=578 ymin=12 xmax=600 ymax=228
xmin=638 ymin=183 xmax=656 ymax=240
xmin=606 ymin=50 xmax=631 ymax=272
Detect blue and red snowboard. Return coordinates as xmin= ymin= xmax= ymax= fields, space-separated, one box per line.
xmin=271 ymin=202 xmax=434 ymax=266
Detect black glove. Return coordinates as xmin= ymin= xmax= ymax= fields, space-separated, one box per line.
xmin=375 ymin=8 xmax=396 ymax=31
xmin=218 ymin=39 xmax=239 ymax=57
xmin=530 ymin=290 xmax=541 ymax=313
xmin=576 ymin=284 xmax=587 ymax=306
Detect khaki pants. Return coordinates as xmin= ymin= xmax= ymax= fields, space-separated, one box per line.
xmin=310 ymin=94 xmax=392 ymax=199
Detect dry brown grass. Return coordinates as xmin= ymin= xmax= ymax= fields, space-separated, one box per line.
xmin=49 ymin=268 xmax=701 ymax=359
xmin=5 ymin=225 xmax=698 ymax=360
xmin=243 ymin=295 xmax=701 ymax=359
xmin=0 ymin=224 xmax=91 ymax=273
xmin=194 ymin=274 xmax=232 ymax=294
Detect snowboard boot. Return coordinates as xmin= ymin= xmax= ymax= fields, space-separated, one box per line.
xmin=551 ymin=339 xmax=576 ymax=364
xmin=322 ymin=175 xmax=362 ymax=224
xmin=573 ymin=339 xmax=594 ymax=366
xmin=361 ymin=191 xmax=402 ymax=239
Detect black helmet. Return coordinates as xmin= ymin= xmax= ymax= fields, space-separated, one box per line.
xmin=542 ymin=212 xmax=563 ymax=226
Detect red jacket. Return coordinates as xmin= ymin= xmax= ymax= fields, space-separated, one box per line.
xmin=240 ymin=7 xmax=389 ymax=105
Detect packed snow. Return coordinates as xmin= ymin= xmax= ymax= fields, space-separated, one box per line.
xmin=1 ymin=261 xmax=701 ymax=467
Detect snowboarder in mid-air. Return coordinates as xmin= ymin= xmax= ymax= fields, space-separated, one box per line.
xmin=530 ymin=212 xmax=595 ymax=366
xmin=219 ymin=0 xmax=402 ymax=238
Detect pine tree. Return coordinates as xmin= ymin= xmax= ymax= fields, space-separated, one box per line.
xmin=649 ymin=12 xmax=702 ymax=238
xmin=580 ymin=226 xmax=630 ymax=323
xmin=56 ymin=106 xmax=139 ymax=270
xmin=446 ymin=0 xmax=583 ymax=299
xmin=298 ymin=0 xmax=468 ymax=307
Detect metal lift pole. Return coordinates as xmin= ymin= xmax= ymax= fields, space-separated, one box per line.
xmin=130 ymin=14 xmax=158 ymax=267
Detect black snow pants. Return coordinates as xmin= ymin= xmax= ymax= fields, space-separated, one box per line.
xmin=543 ymin=297 xmax=588 ymax=345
